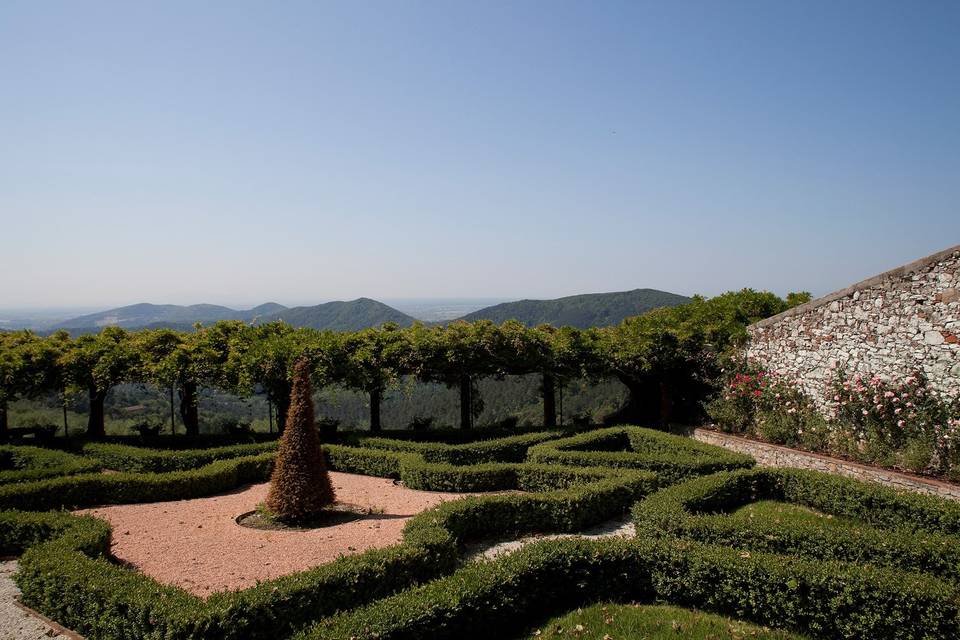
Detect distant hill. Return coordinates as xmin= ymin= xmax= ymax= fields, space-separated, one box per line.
xmin=257 ymin=298 xmax=416 ymax=331
xmin=51 ymin=290 xmax=688 ymax=334
xmin=55 ymin=298 xmax=415 ymax=334
xmin=54 ymin=303 xmax=256 ymax=331
xmin=456 ymin=288 xmax=692 ymax=328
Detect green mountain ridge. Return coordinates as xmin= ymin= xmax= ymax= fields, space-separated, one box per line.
xmin=257 ymin=298 xmax=416 ymax=331
xmin=456 ymin=288 xmax=692 ymax=327
xmin=49 ymin=288 xmax=691 ymax=334
xmin=53 ymin=299 xmax=415 ymax=334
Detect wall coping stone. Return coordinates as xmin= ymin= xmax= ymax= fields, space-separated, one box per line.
xmin=750 ymin=243 xmax=960 ymax=329
xmin=692 ymin=427 xmax=960 ymax=501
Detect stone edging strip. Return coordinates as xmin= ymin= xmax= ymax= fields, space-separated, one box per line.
xmin=692 ymin=427 xmax=960 ymax=502
xmin=13 ymin=597 xmax=86 ymax=640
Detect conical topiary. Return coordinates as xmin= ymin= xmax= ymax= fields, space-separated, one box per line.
xmin=265 ymin=358 xmax=336 ymax=521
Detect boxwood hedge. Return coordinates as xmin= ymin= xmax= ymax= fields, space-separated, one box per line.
xmin=12 ymin=430 xmax=955 ymax=640
xmin=633 ymin=467 xmax=960 ymax=583
xmin=299 ymin=535 xmax=960 ymax=640
xmin=356 ymin=430 xmax=563 ymax=465
xmin=527 ymin=426 xmax=755 ymax=483
xmin=81 ymin=441 xmax=279 ymax=472
xmin=7 ymin=453 xmax=657 ymax=640
xmin=0 ymin=445 xmax=101 ymax=485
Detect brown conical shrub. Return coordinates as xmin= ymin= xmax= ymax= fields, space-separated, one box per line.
xmin=265 ymin=358 xmax=336 ymax=521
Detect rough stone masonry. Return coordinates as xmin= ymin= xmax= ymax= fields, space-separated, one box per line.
xmin=746 ymin=244 xmax=960 ymax=409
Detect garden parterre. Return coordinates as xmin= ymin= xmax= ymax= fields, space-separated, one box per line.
xmin=2 ymin=428 xmax=960 ymax=639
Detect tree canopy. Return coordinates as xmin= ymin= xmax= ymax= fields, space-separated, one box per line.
xmin=0 ymin=289 xmax=793 ymax=436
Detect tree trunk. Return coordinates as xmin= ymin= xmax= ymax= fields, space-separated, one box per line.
xmin=275 ymin=392 xmax=291 ymax=434
xmin=169 ymin=386 xmax=176 ymax=435
xmin=87 ymin=388 xmax=107 ymax=438
xmin=369 ymin=387 xmax=382 ymax=433
xmin=459 ymin=374 xmax=472 ymax=430
xmin=658 ymin=381 xmax=674 ymax=428
xmin=178 ymin=381 xmax=200 ymax=436
xmin=541 ymin=372 xmax=557 ymax=428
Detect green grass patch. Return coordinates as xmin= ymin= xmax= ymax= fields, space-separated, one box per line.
xmin=729 ymin=500 xmax=865 ymax=531
xmin=524 ymin=602 xmax=805 ymax=639
xmin=527 ymin=426 xmax=755 ymax=484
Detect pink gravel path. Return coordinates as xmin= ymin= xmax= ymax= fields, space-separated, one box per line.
xmin=77 ymin=472 xmax=476 ymax=597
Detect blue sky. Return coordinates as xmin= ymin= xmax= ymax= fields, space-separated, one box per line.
xmin=1 ymin=1 xmax=958 ymax=309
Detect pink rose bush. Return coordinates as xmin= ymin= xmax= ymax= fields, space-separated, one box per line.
xmin=707 ymin=364 xmax=960 ymax=480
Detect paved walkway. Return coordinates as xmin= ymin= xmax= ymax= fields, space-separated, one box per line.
xmin=462 ymin=515 xmax=636 ymax=562
xmin=0 ymin=560 xmax=72 ymax=640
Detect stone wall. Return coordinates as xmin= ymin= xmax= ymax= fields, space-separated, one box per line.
xmin=747 ymin=245 xmax=960 ymax=407
xmin=693 ymin=428 xmax=960 ymax=501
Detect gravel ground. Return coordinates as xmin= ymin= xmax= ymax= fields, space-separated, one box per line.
xmin=77 ymin=471 xmax=478 ymax=597
xmin=462 ymin=515 xmax=636 ymax=562
xmin=0 ymin=560 xmax=72 ymax=640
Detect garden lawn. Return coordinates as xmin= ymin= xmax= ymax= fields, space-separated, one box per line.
xmin=729 ymin=500 xmax=867 ymax=531
xmin=523 ymin=603 xmax=806 ymax=639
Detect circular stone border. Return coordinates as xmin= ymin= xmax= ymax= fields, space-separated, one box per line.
xmin=235 ymin=504 xmax=371 ymax=531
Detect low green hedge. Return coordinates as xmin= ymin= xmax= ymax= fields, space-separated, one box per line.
xmin=0 ymin=445 xmax=101 ymax=485
xmin=81 ymin=441 xmax=279 ymax=472
xmin=633 ymin=467 xmax=960 ymax=582
xmin=0 ymin=440 xmax=653 ymax=512
xmin=357 ymin=431 xmax=564 ymax=465
xmin=9 ymin=455 xmax=656 ymax=640
xmin=338 ymin=426 xmax=578 ymax=446
xmin=0 ymin=454 xmax=275 ymax=511
xmin=76 ymin=430 xmax=563 ymax=477
xmin=299 ymin=535 xmax=960 ymax=640
xmin=526 ymin=426 xmax=755 ymax=484
xmin=15 ymin=508 xmax=456 ymax=640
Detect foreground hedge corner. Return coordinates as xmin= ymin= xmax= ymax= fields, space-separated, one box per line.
xmin=297 ymin=535 xmax=960 ymax=640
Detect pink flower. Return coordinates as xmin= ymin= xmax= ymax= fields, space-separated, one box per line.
xmin=897 ymin=420 xmax=905 ymax=428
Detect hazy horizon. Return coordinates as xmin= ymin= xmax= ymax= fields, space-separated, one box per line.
xmin=2 ymin=2 xmax=958 ymax=308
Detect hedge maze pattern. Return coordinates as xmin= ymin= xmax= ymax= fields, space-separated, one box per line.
xmin=1 ymin=426 xmax=958 ymax=639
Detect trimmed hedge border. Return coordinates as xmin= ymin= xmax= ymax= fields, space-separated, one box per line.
xmin=0 ymin=453 xmax=276 ymax=511
xmin=0 ymin=439 xmax=654 ymax=512
xmin=356 ymin=431 xmax=564 ymax=465
xmin=81 ymin=441 xmax=279 ymax=472
xmin=0 ymin=445 xmax=101 ymax=485
xmin=16 ymin=432 xmax=960 ymax=639
xmin=79 ymin=430 xmax=564 ymax=474
xmin=7 ymin=454 xmax=656 ymax=640
xmin=527 ymin=426 xmax=755 ymax=484
xmin=633 ymin=467 xmax=960 ymax=583
xmin=298 ymin=535 xmax=960 ymax=640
